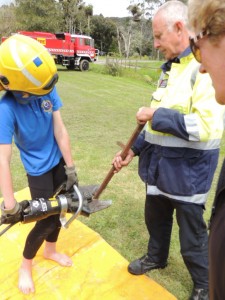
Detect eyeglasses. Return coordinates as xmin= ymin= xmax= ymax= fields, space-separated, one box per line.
xmin=189 ymin=30 xmax=209 ymax=63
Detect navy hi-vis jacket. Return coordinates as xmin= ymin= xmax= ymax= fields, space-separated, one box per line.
xmin=132 ymin=50 xmax=225 ymax=205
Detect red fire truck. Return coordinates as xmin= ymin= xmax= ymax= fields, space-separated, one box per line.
xmin=1 ymin=31 xmax=97 ymax=71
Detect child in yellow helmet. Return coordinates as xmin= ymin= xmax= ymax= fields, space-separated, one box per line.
xmin=0 ymin=34 xmax=78 ymax=294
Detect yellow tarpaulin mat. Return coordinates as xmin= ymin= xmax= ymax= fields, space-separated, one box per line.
xmin=0 ymin=188 xmax=176 ymax=300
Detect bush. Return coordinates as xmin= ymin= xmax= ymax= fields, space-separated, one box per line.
xmin=90 ymin=58 xmax=161 ymax=86
xmin=103 ymin=61 xmax=123 ymax=77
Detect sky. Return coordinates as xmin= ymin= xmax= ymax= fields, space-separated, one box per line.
xmin=0 ymin=0 xmax=12 ymax=5
xmin=0 ymin=0 xmax=11 ymax=5
xmin=85 ymin=0 xmax=132 ymax=18
xmin=0 ymin=0 xmax=132 ymax=18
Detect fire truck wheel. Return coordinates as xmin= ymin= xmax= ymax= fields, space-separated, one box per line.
xmin=79 ymin=60 xmax=89 ymax=71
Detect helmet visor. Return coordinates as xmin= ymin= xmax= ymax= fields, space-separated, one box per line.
xmin=43 ymin=73 xmax=59 ymax=91
xmin=0 ymin=73 xmax=58 ymax=95
xmin=0 ymin=75 xmax=9 ymax=86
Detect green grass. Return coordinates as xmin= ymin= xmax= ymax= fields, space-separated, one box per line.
xmin=94 ymin=57 xmax=162 ymax=86
xmin=5 ymin=64 xmax=225 ymax=300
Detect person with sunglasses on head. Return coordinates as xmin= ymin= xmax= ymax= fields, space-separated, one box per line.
xmin=188 ymin=1 xmax=225 ymax=299
xmin=0 ymin=34 xmax=79 ymax=295
xmin=112 ymin=1 xmax=225 ymax=299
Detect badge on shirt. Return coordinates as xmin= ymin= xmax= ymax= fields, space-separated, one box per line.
xmin=159 ymin=79 xmax=168 ymax=88
xmin=41 ymin=100 xmax=53 ymax=113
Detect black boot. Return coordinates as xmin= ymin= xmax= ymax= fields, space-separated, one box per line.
xmin=128 ymin=254 xmax=167 ymax=275
xmin=189 ymin=288 xmax=209 ymax=300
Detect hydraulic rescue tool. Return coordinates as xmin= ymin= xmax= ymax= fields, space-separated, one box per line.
xmin=0 ymin=184 xmax=109 ymax=236
xmin=0 ymin=123 xmax=144 ymax=236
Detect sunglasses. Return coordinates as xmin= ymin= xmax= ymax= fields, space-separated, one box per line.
xmin=189 ymin=30 xmax=209 ymax=63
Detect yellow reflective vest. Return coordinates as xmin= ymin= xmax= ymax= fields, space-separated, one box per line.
xmin=145 ymin=53 xmax=224 ymax=149
xmin=134 ymin=51 xmax=225 ymax=204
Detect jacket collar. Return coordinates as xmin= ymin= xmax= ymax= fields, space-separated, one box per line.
xmin=161 ymin=47 xmax=192 ymax=72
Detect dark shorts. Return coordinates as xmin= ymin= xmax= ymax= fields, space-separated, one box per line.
xmin=23 ymin=158 xmax=67 ymax=259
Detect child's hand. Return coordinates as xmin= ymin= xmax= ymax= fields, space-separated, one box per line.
xmin=0 ymin=200 xmax=29 ymax=224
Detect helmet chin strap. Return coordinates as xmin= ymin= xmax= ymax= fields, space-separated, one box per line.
xmin=11 ymin=91 xmax=38 ymax=104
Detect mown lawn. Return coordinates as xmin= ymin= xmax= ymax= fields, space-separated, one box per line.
xmin=5 ymin=64 xmax=225 ymax=300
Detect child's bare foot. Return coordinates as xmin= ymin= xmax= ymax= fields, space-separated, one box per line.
xmin=43 ymin=241 xmax=72 ymax=266
xmin=44 ymin=251 xmax=73 ymax=266
xmin=18 ymin=259 xmax=35 ymax=294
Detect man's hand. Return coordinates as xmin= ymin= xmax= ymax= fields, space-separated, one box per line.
xmin=64 ymin=165 xmax=79 ymax=191
xmin=136 ymin=107 xmax=156 ymax=124
xmin=0 ymin=200 xmax=29 ymax=224
xmin=112 ymin=149 xmax=135 ymax=173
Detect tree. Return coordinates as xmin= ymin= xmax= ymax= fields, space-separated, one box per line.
xmin=0 ymin=4 xmax=17 ymax=38
xmin=116 ymin=18 xmax=133 ymax=58
xmin=58 ymin=0 xmax=88 ymax=34
xmin=127 ymin=3 xmax=146 ymax=56
xmin=90 ymin=15 xmax=117 ymax=54
xmin=128 ymin=0 xmax=188 ymax=58
xmin=84 ymin=5 xmax=93 ymax=34
xmin=131 ymin=0 xmax=188 ymax=18
xmin=15 ymin=0 xmax=63 ymax=32
xmin=127 ymin=1 xmax=162 ymax=58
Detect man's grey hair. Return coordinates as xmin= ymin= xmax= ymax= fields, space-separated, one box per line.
xmin=154 ymin=0 xmax=189 ymax=31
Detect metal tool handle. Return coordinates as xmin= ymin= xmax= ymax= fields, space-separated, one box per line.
xmin=59 ymin=184 xmax=83 ymax=228
xmin=93 ymin=123 xmax=145 ymax=200
xmin=0 ymin=223 xmax=15 ymax=237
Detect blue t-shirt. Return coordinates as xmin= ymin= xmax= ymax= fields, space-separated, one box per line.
xmin=0 ymin=87 xmax=63 ymax=176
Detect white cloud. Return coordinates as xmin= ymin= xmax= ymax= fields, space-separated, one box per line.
xmin=0 ymin=0 xmax=13 ymax=5
xmin=85 ymin=0 xmax=132 ymax=18
xmin=0 ymin=0 xmax=132 ymax=18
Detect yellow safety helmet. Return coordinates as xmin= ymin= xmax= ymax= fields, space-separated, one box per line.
xmin=0 ymin=34 xmax=58 ymax=95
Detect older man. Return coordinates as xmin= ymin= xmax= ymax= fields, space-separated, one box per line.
xmin=113 ymin=1 xmax=225 ymax=299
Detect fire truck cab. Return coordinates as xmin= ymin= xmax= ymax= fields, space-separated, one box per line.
xmin=52 ymin=32 xmax=96 ymax=71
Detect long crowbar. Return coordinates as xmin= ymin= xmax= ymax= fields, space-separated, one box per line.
xmin=88 ymin=123 xmax=145 ymax=212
